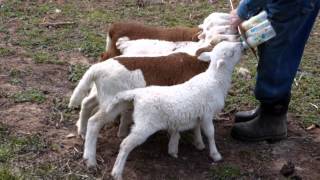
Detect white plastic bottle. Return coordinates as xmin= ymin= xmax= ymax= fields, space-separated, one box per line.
xmin=245 ymin=20 xmax=271 ymax=37
xmin=242 ymin=25 xmax=276 ymax=48
xmin=241 ymin=11 xmax=268 ymax=31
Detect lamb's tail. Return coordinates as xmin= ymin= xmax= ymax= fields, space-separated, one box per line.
xmin=105 ymin=91 xmax=137 ymax=117
xmin=105 ymin=32 xmax=111 ymax=52
xmin=68 ymin=66 xmax=96 ymax=108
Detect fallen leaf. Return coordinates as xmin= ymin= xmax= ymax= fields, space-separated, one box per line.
xmin=66 ymin=133 xmax=76 ymax=138
xmin=306 ymin=124 xmax=319 ymax=131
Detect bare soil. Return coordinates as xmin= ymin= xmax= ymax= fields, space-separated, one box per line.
xmin=0 ymin=0 xmax=319 ymax=179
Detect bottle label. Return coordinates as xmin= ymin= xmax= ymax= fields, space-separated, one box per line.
xmin=245 ymin=20 xmax=271 ymax=37
xmin=246 ymin=26 xmax=276 ymax=47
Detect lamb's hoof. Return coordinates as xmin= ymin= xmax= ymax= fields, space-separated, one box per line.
xmin=169 ymin=152 xmax=178 ymax=158
xmin=117 ymin=130 xmax=129 ymax=139
xmin=68 ymin=102 xmax=73 ymax=108
xmin=193 ymin=142 xmax=205 ymax=150
xmin=76 ymin=122 xmax=86 ymax=139
xmin=111 ymin=169 xmax=123 ymax=180
xmin=211 ymin=153 xmax=223 ymax=162
xmin=85 ymin=159 xmax=97 ymax=168
xmin=77 ymin=130 xmax=86 ymax=140
xmin=83 ymin=154 xmax=97 ymax=168
xmin=77 ymin=129 xmax=86 ymax=140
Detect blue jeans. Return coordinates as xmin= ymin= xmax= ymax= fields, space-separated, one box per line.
xmin=255 ymin=0 xmax=320 ymax=104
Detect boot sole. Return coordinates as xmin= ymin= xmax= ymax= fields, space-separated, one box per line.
xmin=231 ymin=130 xmax=287 ymax=142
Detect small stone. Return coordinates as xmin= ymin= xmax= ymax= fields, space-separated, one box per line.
xmin=55 ymin=8 xmax=61 ymax=13
xmin=280 ymin=161 xmax=295 ymax=177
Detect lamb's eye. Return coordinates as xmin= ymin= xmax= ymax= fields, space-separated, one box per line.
xmin=224 ymin=50 xmax=234 ymax=57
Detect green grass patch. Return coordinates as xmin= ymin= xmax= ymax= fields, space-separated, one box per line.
xmin=208 ymin=164 xmax=242 ymax=180
xmin=0 ymin=123 xmax=45 ymax=163
xmin=8 ymin=68 xmax=25 ymax=85
xmin=68 ymin=64 xmax=89 ymax=83
xmin=80 ymin=30 xmax=105 ymax=58
xmin=9 ymin=78 xmax=22 ymax=85
xmin=0 ymin=47 xmax=15 ymax=57
xmin=11 ymin=89 xmax=46 ymax=103
xmin=87 ymin=10 xmax=117 ymax=24
xmin=0 ymin=123 xmax=47 ymax=178
xmin=31 ymin=51 xmax=64 ymax=64
xmin=9 ymin=68 xmax=23 ymax=78
xmin=50 ymin=97 xmax=74 ymax=125
xmin=0 ymin=167 xmax=19 ymax=180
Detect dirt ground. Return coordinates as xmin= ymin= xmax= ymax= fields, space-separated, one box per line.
xmin=0 ymin=0 xmax=319 ymax=179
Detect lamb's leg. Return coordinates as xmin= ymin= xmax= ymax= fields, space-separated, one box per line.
xmin=83 ymin=110 xmax=116 ymax=167
xmin=168 ymin=130 xmax=180 ymax=158
xmin=201 ymin=114 xmax=222 ymax=162
xmin=77 ymin=94 xmax=98 ymax=139
xmin=193 ymin=121 xmax=205 ymax=150
xmin=117 ymin=110 xmax=133 ymax=138
xmin=111 ymin=125 xmax=157 ymax=180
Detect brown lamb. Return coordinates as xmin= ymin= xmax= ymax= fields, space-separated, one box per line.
xmin=100 ymin=21 xmax=201 ymax=61
xmin=113 ymin=51 xmax=210 ymax=86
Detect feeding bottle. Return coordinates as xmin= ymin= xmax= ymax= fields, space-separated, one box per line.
xmin=241 ymin=11 xmax=268 ymax=31
xmin=241 ymin=24 xmax=276 ymax=48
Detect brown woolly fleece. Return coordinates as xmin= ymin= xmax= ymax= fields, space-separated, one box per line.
xmin=100 ymin=22 xmax=201 ymax=61
xmin=114 ymin=53 xmax=209 ymax=86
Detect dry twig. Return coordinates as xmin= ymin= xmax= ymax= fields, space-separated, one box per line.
xmin=39 ymin=21 xmax=76 ymax=28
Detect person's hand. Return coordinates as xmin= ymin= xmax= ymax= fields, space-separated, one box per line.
xmin=230 ymin=9 xmax=244 ymax=31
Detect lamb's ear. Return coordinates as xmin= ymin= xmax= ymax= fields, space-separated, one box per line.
xmin=216 ymin=59 xmax=225 ymax=68
xmin=197 ymin=52 xmax=212 ymax=62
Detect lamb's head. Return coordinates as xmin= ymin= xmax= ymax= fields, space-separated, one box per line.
xmin=198 ymin=13 xmax=231 ymax=30
xmin=198 ymin=12 xmax=238 ymax=45
xmin=198 ymin=41 xmax=243 ymax=70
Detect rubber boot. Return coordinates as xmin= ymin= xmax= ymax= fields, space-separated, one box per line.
xmin=231 ymin=102 xmax=288 ymax=142
xmin=234 ymin=106 xmax=260 ymax=123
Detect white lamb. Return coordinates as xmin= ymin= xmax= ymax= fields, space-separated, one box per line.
xmin=69 ymin=55 xmax=208 ymax=167
xmin=97 ymin=41 xmax=243 ymax=179
xmin=71 ymin=12 xmax=239 ymax=140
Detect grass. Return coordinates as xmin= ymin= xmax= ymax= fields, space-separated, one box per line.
xmin=49 ymin=97 xmax=75 ymax=126
xmin=0 ymin=47 xmax=15 ymax=57
xmin=80 ymin=29 xmax=105 ymax=58
xmin=8 ymin=68 xmax=26 ymax=85
xmin=31 ymin=51 xmax=64 ymax=64
xmin=68 ymin=64 xmax=89 ymax=83
xmin=0 ymin=123 xmax=45 ymax=163
xmin=11 ymin=89 xmax=46 ymax=103
xmin=208 ymin=164 xmax=242 ymax=179
xmin=0 ymin=167 xmax=19 ymax=180
xmin=0 ymin=123 xmax=50 ymax=179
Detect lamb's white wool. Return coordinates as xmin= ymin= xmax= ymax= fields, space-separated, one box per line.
xmin=68 ymin=59 xmax=146 ymax=137
xmin=105 ymin=32 xmax=111 ymax=52
xmin=198 ymin=12 xmax=238 ymax=43
xmin=116 ymin=37 xmax=195 ymax=57
xmin=101 ymin=41 xmax=243 ymax=179
xmin=69 ymin=60 xmax=142 ymax=137
xmin=198 ymin=12 xmax=231 ymax=30
xmin=116 ymin=37 xmax=207 ymax=57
